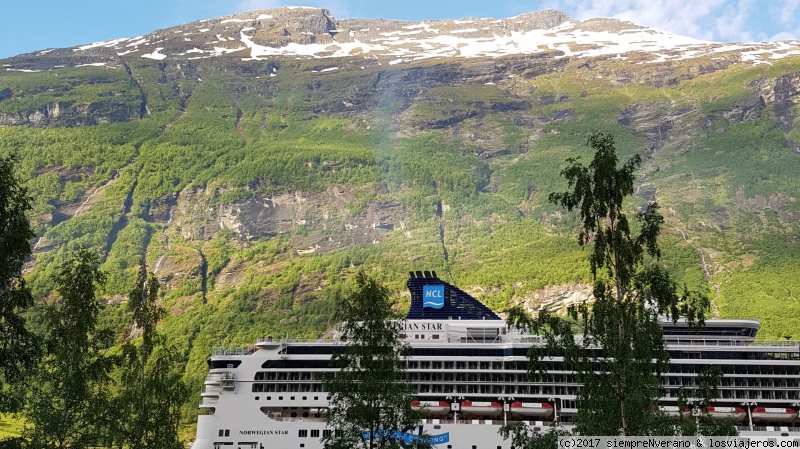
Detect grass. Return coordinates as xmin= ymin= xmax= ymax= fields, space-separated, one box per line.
xmin=0 ymin=414 xmax=24 ymax=440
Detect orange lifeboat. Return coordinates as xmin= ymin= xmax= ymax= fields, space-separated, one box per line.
xmin=705 ymin=406 xmax=746 ymax=421
xmin=509 ymin=402 xmax=554 ymax=418
xmin=460 ymin=401 xmax=503 ymax=417
xmin=752 ymin=407 xmax=798 ymax=422
xmin=411 ymin=400 xmax=450 ymax=416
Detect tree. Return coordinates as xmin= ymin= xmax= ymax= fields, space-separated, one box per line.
xmin=323 ymin=272 xmax=430 ymax=449
xmin=23 ymin=248 xmax=115 ymax=448
xmin=0 ymin=152 xmax=39 ymax=414
xmin=499 ymin=423 xmax=573 ymax=449
xmin=507 ymin=132 xmax=709 ymax=436
xmin=110 ymin=259 xmax=186 ymax=449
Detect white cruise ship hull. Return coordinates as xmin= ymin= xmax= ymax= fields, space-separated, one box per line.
xmin=192 ymin=272 xmax=800 ymax=448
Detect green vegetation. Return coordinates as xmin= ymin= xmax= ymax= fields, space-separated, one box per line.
xmin=507 ymin=132 xmax=714 ymax=437
xmin=0 ymin=415 xmax=24 ymax=440
xmin=112 ymin=260 xmax=186 ymax=449
xmin=323 ymin=272 xmax=430 ymax=449
xmin=0 ymin=153 xmax=39 ymax=414
xmin=0 ymin=66 xmax=142 ymax=115
xmin=23 ymin=248 xmax=112 ymax=447
xmin=1 ymin=50 xmax=800 ymax=443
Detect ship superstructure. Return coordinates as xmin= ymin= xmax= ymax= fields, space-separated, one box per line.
xmin=192 ymin=272 xmax=800 ymax=449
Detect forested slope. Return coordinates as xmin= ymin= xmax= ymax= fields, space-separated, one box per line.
xmin=1 ymin=7 xmax=800 ymax=433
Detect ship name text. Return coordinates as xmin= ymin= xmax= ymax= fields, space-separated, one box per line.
xmin=239 ymin=430 xmax=289 ymax=435
xmin=402 ymin=322 xmax=443 ymax=331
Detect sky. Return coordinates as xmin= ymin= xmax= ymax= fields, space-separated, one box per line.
xmin=1 ymin=0 xmax=799 ymax=59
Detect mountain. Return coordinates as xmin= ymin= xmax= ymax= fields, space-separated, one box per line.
xmin=2 ymin=8 xmax=800 ymax=427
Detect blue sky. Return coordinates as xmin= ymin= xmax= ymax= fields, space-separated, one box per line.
xmin=1 ymin=0 xmax=799 ymax=59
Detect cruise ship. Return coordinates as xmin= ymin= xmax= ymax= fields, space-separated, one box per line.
xmin=191 ymin=271 xmax=800 ymax=449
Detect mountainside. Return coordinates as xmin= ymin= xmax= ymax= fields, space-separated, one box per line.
xmin=2 ymin=7 xmax=800 ymax=430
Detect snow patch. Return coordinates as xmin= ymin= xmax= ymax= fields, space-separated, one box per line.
xmin=176 ymin=48 xmax=207 ymax=55
xmin=142 ymin=48 xmax=167 ymax=60
xmin=76 ymin=37 xmax=130 ymax=51
xmin=112 ymin=17 xmax=800 ymax=66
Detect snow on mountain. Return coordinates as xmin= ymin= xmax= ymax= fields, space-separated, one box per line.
xmin=11 ymin=8 xmax=800 ymax=68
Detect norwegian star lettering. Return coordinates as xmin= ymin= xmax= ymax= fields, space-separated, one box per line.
xmin=422 ymin=285 xmax=444 ymax=309
xmin=402 ymin=322 xmax=443 ymax=331
xmin=239 ymin=430 xmax=289 ymax=435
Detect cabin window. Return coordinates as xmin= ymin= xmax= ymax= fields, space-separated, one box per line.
xmin=298 ymin=429 xmax=307 ymax=437
xmin=311 ymin=429 xmax=320 ymax=438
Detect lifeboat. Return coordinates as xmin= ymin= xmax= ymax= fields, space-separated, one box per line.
xmin=660 ymin=406 xmax=691 ymax=417
xmin=411 ymin=400 xmax=450 ymax=416
xmin=510 ymin=402 xmax=554 ymax=418
xmin=460 ymin=401 xmax=503 ymax=417
xmin=705 ymin=407 xmax=746 ymax=421
xmin=752 ymin=407 xmax=798 ymax=422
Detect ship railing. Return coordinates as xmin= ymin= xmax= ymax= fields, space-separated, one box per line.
xmin=254 ymin=337 xmax=339 ymax=344
xmin=416 ymin=418 xmax=554 ymax=426
xmin=272 ymin=417 xmax=329 ymax=423
xmin=740 ymin=426 xmax=800 ymax=432
xmin=212 ymin=346 xmax=250 ymax=356
xmin=668 ymin=339 xmax=800 ymax=347
xmin=749 ymin=339 xmax=799 ymax=346
xmin=213 ymin=337 xmax=798 ymax=351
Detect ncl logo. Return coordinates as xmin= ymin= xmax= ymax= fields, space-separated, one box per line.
xmin=422 ymin=285 xmax=444 ymax=309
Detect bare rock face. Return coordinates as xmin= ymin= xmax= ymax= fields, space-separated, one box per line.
xmin=772 ymin=72 xmax=800 ymax=150
xmin=170 ymin=184 xmax=409 ymax=255
xmin=0 ymin=99 xmax=141 ymax=127
xmin=507 ymin=10 xmax=571 ymax=31
xmin=513 ymin=283 xmax=593 ymax=315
